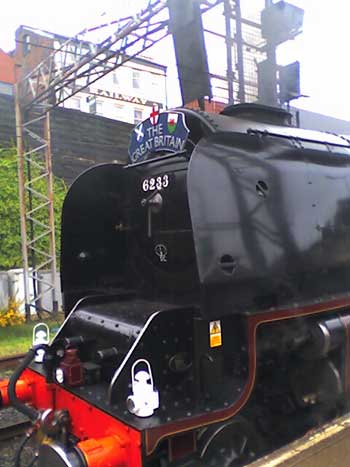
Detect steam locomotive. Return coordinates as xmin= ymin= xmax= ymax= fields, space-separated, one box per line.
xmin=3 ymin=103 xmax=350 ymax=467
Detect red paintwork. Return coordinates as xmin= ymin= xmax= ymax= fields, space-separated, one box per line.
xmin=5 ymin=369 xmax=142 ymax=467
xmin=0 ymin=377 xmax=33 ymax=407
xmin=78 ymin=435 xmax=128 ymax=467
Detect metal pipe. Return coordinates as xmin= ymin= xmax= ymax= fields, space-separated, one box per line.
xmin=15 ymin=84 xmax=31 ymax=322
xmin=44 ymin=112 xmax=59 ymax=314
xmin=234 ymin=0 xmax=245 ymax=103
xmin=8 ymin=347 xmax=39 ymax=420
xmin=224 ymin=0 xmax=234 ymax=104
xmin=265 ymin=40 xmax=278 ymax=106
xmin=26 ymin=152 xmax=38 ymax=307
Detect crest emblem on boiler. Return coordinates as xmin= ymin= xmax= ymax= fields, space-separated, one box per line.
xmin=155 ymin=244 xmax=168 ymax=262
xmin=128 ymin=110 xmax=189 ymax=163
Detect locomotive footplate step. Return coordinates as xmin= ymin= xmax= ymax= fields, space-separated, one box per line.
xmin=36 ymin=295 xmax=249 ymax=431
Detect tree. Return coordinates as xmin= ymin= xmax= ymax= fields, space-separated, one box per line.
xmin=0 ymin=147 xmax=67 ymax=270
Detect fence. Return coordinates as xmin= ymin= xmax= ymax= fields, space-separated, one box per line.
xmin=0 ymin=269 xmax=62 ymax=313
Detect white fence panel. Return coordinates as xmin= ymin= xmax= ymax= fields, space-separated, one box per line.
xmin=0 ymin=269 xmax=62 ymax=313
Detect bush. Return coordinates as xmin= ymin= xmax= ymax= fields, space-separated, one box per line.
xmin=0 ymin=296 xmax=25 ymax=327
xmin=0 ymin=147 xmax=67 ymax=270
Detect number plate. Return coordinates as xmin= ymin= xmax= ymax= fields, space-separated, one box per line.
xmin=142 ymin=174 xmax=170 ymax=192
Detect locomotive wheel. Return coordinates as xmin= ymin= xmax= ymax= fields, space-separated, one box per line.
xmin=198 ymin=416 xmax=263 ymax=467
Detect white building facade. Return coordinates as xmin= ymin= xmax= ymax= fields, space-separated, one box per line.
xmin=15 ymin=26 xmax=168 ymax=125
xmin=62 ymin=56 xmax=168 ymax=124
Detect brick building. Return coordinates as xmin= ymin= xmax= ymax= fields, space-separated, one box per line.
xmin=0 ymin=49 xmax=15 ymax=95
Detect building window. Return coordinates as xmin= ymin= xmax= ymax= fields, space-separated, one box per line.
xmin=134 ymin=109 xmax=143 ymax=124
xmin=23 ymin=34 xmax=31 ymax=55
xmin=0 ymin=82 xmax=13 ymax=96
xmin=132 ymin=70 xmax=140 ymax=89
xmin=70 ymin=97 xmax=81 ymax=110
xmin=114 ymin=103 xmax=124 ymax=117
xmin=88 ymin=97 xmax=103 ymax=115
xmin=89 ymin=97 xmax=96 ymax=114
xmin=150 ymin=74 xmax=159 ymax=88
xmin=96 ymin=101 xmax=103 ymax=116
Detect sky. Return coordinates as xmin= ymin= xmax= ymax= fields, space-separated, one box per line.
xmin=277 ymin=0 xmax=350 ymax=121
xmin=1 ymin=0 xmax=350 ymax=121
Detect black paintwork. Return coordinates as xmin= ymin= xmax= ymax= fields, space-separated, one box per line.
xmin=188 ymin=130 xmax=350 ymax=317
xmin=61 ymin=106 xmax=350 ymax=318
xmin=55 ymin=104 xmax=350 ymax=462
xmin=44 ymin=295 xmax=248 ymax=431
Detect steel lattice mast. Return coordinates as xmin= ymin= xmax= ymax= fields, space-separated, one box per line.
xmin=15 ymin=0 xmax=223 ymax=319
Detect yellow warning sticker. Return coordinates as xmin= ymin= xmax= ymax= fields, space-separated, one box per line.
xmin=209 ymin=320 xmax=222 ymax=348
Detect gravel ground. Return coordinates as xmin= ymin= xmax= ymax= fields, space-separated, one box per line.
xmin=0 ymin=407 xmax=28 ymax=427
xmin=0 ymin=434 xmax=37 ymax=467
xmin=0 ymin=371 xmax=37 ymax=467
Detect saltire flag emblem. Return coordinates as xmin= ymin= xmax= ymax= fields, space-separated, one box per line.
xmin=135 ymin=123 xmax=144 ymax=142
xmin=150 ymin=104 xmax=159 ymax=125
xmin=167 ymin=113 xmax=179 ymax=134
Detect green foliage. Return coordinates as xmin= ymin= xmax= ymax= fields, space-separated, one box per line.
xmin=0 ymin=147 xmax=67 ymax=270
xmin=0 ymin=315 xmax=64 ymax=357
xmin=0 ymin=295 xmax=25 ymax=327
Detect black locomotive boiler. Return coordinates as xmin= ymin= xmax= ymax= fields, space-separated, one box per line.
xmin=4 ymin=103 xmax=350 ymax=467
